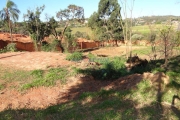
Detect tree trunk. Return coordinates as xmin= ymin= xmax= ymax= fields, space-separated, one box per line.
xmin=8 ymin=18 xmax=13 ymax=43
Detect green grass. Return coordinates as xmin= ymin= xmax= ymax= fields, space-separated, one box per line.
xmin=132 ymin=24 xmax=166 ymax=34
xmin=21 ymin=67 xmax=69 ymax=90
xmin=1 ymin=52 xmax=180 ymax=119
xmin=66 ymin=52 xmax=83 ymax=61
xmin=1 ymin=83 xmax=179 ymax=119
xmin=0 ymin=65 xmax=71 ymax=90
xmin=0 ymin=66 xmax=33 ymax=83
xmin=132 ymin=46 xmax=152 ymax=55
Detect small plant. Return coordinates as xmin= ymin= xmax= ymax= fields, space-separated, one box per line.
xmin=6 ymin=43 xmax=17 ymax=52
xmin=41 ymin=39 xmax=59 ymax=52
xmin=87 ymin=52 xmax=96 ymax=61
xmin=0 ymin=84 xmax=4 ymax=90
xmin=66 ymin=52 xmax=83 ymax=61
xmin=0 ymin=47 xmax=7 ymax=53
xmin=31 ymin=69 xmax=44 ymax=78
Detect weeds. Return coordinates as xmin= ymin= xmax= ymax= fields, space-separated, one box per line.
xmin=77 ymin=57 xmax=128 ymax=80
xmin=66 ymin=52 xmax=83 ymax=61
xmin=21 ymin=67 xmax=69 ymax=90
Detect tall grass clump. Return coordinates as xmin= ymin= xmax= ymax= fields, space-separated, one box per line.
xmin=66 ymin=52 xmax=83 ymax=61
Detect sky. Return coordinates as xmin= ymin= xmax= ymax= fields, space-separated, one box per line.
xmin=0 ymin=0 xmax=180 ymax=22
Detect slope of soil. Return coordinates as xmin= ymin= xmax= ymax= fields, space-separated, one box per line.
xmin=0 ymin=71 xmax=169 ymax=111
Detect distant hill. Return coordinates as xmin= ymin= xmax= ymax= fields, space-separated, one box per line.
xmin=134 ymin=15 xmax=180 ymax=25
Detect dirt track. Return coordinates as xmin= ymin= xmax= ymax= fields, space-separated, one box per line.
xmin=0 ymin=52 xmax=73 ymax=70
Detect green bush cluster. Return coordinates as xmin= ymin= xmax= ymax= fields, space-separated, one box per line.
xmin=131 ymin=34 xmax=144 ymax=40
xmin=77 ymin=57 xmax=127 ymax=80
xmin=41 ymin=39 xmax=60 ymax=52
xmin=66 ymin=52 xmax=83 ymax=61
xmin=0 ymin=43 xmax=17 ymax=53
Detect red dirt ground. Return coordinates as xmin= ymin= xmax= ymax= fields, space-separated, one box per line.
xmin=0 ymin=52 xmax=73 ymax=70
xmin=0 ymin=50 xmax=169 ymax=112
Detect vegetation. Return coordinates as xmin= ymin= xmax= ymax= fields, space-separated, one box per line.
xmin=88 ymin=0 xmax=123 ymax=44
xmin=0 ymin=0 xmax=20 ymax=41
xmin=56 ymin=4 xmax=85 ymax=45
xmin=66 ymin=52 xmax=83 ymax=61
xmin=23 ymin=5 xmax=60 ymax=51
xmin=1 ymin=0 xmax=180 ymax=119
xmin=0 ymin=43 xmax=17 ymax=53
xmin=21 ymin=67 xmax=68 ymax=90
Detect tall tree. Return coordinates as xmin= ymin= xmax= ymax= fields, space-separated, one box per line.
xmin=56 ymin=4 xmax=84 ymax=51
xmin=88 ymin=0 xmax=123 ymax=46
xmin=24 ymin=5 xmax=59 ymax=51
xmin=0 ymin=0 xmax=20 ymax=41
xmin=56 ymin=4 xmax=85 ymax=40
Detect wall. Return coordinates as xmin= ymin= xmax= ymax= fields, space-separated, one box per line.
xmin=0 ymin=40 xmax=8 ymax=49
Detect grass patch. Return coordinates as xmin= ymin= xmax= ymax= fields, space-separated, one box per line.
xmin=21 ymin=67 xmax=69 ymax=90
xmin=77 ymin=57 xmax=128 ymax=80
xmin=132 ymin=46 xmax=152 ymax=55
xmin=0 ymin=84 xmax=4 ymax=90
xmin=0 ymin=66 xmax=33 ymax=83
xmin=66 ymin=52 xmax=83 ymax=61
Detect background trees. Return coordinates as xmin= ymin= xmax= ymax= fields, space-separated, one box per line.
xmin=24 ymin=5 xmax=59 ymax=51
xmin=56 ymin=4 xmax=85 ymax=52
xmin=0 ymin=0 xmax=20 ymax=41
xmin=88 ymin=0 xmax=123 ymax=46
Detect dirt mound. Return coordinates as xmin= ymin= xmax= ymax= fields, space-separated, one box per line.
xmin=104 ymin=72 xmax=169 ymax=90
xmin=0 ymin=72 xmax=169 ymax=111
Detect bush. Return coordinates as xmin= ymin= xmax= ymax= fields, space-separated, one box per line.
xmin=131 ymin=34 xmax=144 ymax=40
xmin=66 ymin=52 xmax=83 ymax=61
xmin=87 ymin=52 xmax=96 ymax=60
xmin=6 ymin=43 xmax=17 ymax=52
xmin=77 ymin=57 xmax=128 ymax=80
xmin=41 ymin=39 xmax=59 ymax=52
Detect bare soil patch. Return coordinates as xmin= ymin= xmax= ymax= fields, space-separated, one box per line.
xmin=0 ymin=52 xmax=73 ymax=70
xmin=0 ymin=47 xmax=161 ymax=112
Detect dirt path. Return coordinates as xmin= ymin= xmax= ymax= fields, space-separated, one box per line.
xmin=0 ymin=52 xmax=73 ymax=70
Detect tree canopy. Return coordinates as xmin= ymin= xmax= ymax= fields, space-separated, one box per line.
xmin=88 ymin=0 xmax=123 ymax=42
xmin=0 ymin=0 xmax=20 ymax=41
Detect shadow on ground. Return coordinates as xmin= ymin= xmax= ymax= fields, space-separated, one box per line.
xmin=1 ymin=56 xmax=180 ymax=119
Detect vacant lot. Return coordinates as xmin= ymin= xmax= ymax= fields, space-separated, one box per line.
xmin=0 ymin=46 xmax=180 ymax=120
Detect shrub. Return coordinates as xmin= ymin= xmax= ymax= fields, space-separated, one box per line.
xmin=66 ymin=52 xmax=83 ymax=61
xmin=41 ymin=39 xmax=59 ymax=52
xmin=87 ymin=52 xmax=96 ymax=60
xmin=77 ymin=57 xmax=127 ymax=80
xmin=131 ymin=34 xmax=144 ymax=40
xmin=6 ymin=43 xmax=17 ymax=52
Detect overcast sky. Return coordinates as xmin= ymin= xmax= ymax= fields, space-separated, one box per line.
xmin=0 ymin=0 xmax=180 ymax=22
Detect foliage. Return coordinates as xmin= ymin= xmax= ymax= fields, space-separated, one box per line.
xmin=131 ymin=34 xmax=144 ymax=40
xmin=24 ymin=6 xmax=59 ymax=51
xmin=56 ymin=4 xmax=85 ymax=41
xmin=74 ymin=31 xmax=90 ymax=40
xmin=88 ymin=0 xmax=123 ymax=42
xmin=77 ymin=57 xmax=127 ymax=80
xmin=41 ymin=39 xmax=60 ymax=52
xmin=0 ymin=0 xmax=20 ymax=41
xmin=159 ymin=25 xmax=180 ymax=68
xmin=6 ymin=43 xmax=17 ymax=52
xmin=66 ymin=52 xmax=83 ymax=61
xmin=0 ymin=43 xmax=17 ymax=53
xmin=21 ymin=68 xmax=69 ymax=90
